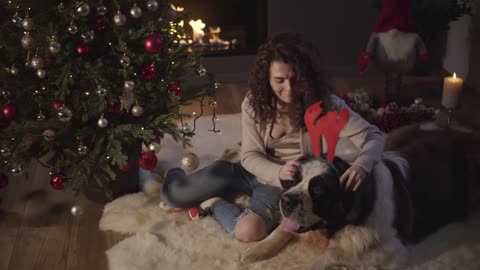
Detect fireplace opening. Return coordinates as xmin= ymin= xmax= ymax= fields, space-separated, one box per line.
xmin=171 ymin=0 xmax=268 ymax=56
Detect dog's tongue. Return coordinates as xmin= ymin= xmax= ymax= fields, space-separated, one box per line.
xmin=283 ymin=218 xmax=300 ymax=232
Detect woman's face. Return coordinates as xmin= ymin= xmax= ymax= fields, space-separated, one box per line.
xmin=269 ymin=60 xmax=296 ymax=105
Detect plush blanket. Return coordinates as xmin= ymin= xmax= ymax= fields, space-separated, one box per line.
xmin=101 ymin=114 xmax=480 ymax=270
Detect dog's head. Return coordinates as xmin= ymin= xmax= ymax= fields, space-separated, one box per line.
xmin=280 ymin=157 xmax=375 ymax=234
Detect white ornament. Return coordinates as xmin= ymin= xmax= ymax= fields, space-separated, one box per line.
xmin=31 ymin=56 xmax=44 ymax=70
xmin=96 ymin=86 xmax=108 ymax=97
xmin=21 ymin=34 xmax=33 ymax=49
xmin=37 ymin=69 xmax=47 ymax=79
xmin=130 ymin=5 xmax=142 ymax=18
xmin=10 ymin=66 xmax=19 ymax=75
xmin=22 ymin=17 xmax=34 ymax=31
xmin=57 ymin=106 xmax=73 ymax=122
xmin=131 ymin=105 xmax=144 ymax=117
xmin=71 ymin=205 xmax=84 ymax=216
xmin=114 ymin=12 xmax=127 ymax=26
xmin=119 ymin=55 xmax=131 ymax=67
xmin=146 ymin=0 xmax=159 ymax=11
xmin=96 ymin=5 xmax=108 ymax=15
xmin=68 ymin=24 xmax=79 ymax=35
xmin=43 ymin=129 xmax=55 ymax=141
xmin=98 ymin=116 xmax=108 ymax=128
xmin=180 ymin=152 xmax=199 ymax=172
xmin=77 ymin=2 xmax=91 ymax=17
xmin=49 ymin=41 xmax=61 ymax=54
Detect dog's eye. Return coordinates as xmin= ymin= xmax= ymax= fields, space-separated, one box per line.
xmin=312 ymin=186 xmax=324 ymax=196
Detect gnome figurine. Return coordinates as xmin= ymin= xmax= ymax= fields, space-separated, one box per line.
xmin=358 ymin=0 xmax=428 ymax=97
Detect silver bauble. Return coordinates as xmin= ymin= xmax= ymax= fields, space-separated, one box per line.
xmin=146 ymin=0 xmax=159 ymax=11
xmin=119 ymin=55 xmax=131 ymax=67
xmin=81 ymin=30 xmax=95 ymax=43
xmin=96 ymin=86 xmax=108 ymax=97
xmin=130 ymin=6 xmax=142 ymax=18
xmin=10 ymin=66 xmax=19 ymax=75
xmin=21 ymin=34 xmax=33 ymax=48
xmin=209 ymin=100 xmax=217 ymax=108
xmin=113 ymin=12 xmax=127 ymax=26
xmin=11 ymin=165 xmax=24 ymax=176
xmin=124 ymin=80 xmax=135 ymax=91
xmin=148 ymin=142 xmax=161 ymax=153
xmin=131 ymin=105 xmax=143 ymax=117
xmin=12 ymin=12 xmax=22 ymax=27
xmin=31 ymin=56 xmax=44 ymax=70
xmin=76 ymin=2 xmax=91 ymax=17
xmin=49 ymin=41 xmax=61 ymax=54
xmin=96 ymin=5 xmax=108 ymax=15
xmin=182 ymin=123 xmax=192 ymax=133
xmin=77 ymin=144 xmax=88 ymax=155
xmin=98 ymin=116 xmax=108 ymax=128
xmin=37 ymin=69 xmax=47 ymax=79
xmin=68 ymin=24 xmax=78 ymax=35
xmin=22 ymin=17 xmax=33 ymax=31
xmin=197 ymin=66 xmax=207 ymax=77
xmin=57 ymin=106 xmax=73 ymax=122
xmin=414 ymin=98 xmax=424 ymax=105
xmin=71 ymin=205 xmax=84 ymax=216
xmin=36 ymin=111 xmax=46 ymax=121
xmin=180 ymin=152 xmax=199 ymax=172
xmin=0 ymin=147 xmax=11 ymax=157
xmin=43 ymin=129 xmax=55 ymax=141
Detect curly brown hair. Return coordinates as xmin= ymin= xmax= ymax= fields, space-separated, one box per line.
xmin=247 ymin=32 xmax=335 ymax=129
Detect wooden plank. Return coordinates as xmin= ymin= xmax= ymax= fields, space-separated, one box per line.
xmin=6 ymin=161 xmax=56 ymax=270
xmin=0 ymin=171 xmax=29 ymax=270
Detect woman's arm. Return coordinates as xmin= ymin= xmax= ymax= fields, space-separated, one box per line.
xmin=332 ymin=95 xmax=385 ymax=174
xmin=240 ymin=96 xmax=283 ymax=188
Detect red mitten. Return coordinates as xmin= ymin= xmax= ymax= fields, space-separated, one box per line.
xmin=420 ymin=52 xmax=428 ymax=63
xmin=358 ymin=52 xmax=370 ymax=74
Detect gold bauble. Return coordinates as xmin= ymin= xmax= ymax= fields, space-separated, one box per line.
xmin=180 ymin=152 xmax=199 ymax=172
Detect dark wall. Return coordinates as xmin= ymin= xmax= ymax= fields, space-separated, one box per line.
xmin=467 ymin=12 xmax=480 ymax=93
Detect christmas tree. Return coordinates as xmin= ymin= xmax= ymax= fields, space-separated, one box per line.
xmin=0 ymin=0 xmax=217 ymax=198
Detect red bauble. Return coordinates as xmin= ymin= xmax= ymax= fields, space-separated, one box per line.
xmin=141 ymin=65 xmax=156 ymax=80
xmin=167 ymin=83 xmax=183 ymax=97
xmin=76 ymin=43 xmax=90 ymax=57
xmin=108 ymin=102 xmax=125 ymax=119
xmin=2 ymin=103 xmax=17 ymax=120
xmin=0 ymin=172 xmax=8 ymax=189
xmin=50 ymin=174 xmax=66 ymax=190
xmin=138 ymin=151 xmax=158 ymax=171
xmin=95 ymin=16 xmax=108 ymax=31
xmin=144 ymin=35 xmax=163 ymax=53
xmin=119 ymin=161 xmax=132 ymax=172
xmin=52 ymin=100 xmax=64 ymax=110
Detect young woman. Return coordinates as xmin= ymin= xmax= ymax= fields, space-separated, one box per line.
xmin=161 ymin=32 xmax=384 ymax=243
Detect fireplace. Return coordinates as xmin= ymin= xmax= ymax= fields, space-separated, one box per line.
xmin=171 ymin=0 xmax=268 ymax=56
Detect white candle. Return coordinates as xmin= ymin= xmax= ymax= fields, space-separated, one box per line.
xmin=442 ymin=72 xmax=464 ymax=109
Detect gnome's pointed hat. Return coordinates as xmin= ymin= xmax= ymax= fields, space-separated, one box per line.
xmin=373 ymin=0 xmax=415 ymax=33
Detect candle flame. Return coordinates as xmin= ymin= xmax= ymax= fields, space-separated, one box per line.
xmin=453 ymin=72 xmax=456 ymax=79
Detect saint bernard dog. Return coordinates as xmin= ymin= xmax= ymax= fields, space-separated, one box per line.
xmin=241 ymin=124 xmax=480 ymax=269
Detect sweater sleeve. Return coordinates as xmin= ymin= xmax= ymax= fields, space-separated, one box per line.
xmin=332 ymin=95 xmax=385 ymax=173
xmin=240 ymin=95 xmax=283 ymax=188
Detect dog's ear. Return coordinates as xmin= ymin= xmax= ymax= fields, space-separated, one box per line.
xmin=344 ymin=173 xmax=377 ymax=225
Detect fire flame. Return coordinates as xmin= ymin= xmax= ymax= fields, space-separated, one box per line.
xmin=189 ymin=19 xmax=206 ymax=43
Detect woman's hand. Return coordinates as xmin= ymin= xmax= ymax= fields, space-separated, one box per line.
xmin=279 ymin=160 xmax=301 ymax=189
xmin=279 ymin=160 xmax=301 ymax=181
xmin=339 ymin=165 xmax=367 ymax=192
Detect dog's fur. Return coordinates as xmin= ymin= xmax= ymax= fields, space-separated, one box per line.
xmin=241 ymin=125 xmax=480 ymax=269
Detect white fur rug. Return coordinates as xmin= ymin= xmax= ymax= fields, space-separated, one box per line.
xmin=100 ymin=114 xmax=480 ymax=270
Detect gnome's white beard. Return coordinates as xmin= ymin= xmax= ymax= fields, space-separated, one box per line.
xmin=377 ymin=29 xmax=417 ymax=61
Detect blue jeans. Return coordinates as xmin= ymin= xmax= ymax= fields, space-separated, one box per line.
xmin=161 ymin=160 xmax=283 ymax=235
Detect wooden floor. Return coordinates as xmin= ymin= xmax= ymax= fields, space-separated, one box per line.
xmin=1 ymin=74 xmax=479 ymax=270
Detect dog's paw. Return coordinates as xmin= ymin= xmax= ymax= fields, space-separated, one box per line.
xmin=240 ymin=241 xmax=277 ymax=264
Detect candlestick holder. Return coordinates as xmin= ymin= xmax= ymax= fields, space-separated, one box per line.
xmin=447 ymin=108 xmax=454 ymax=127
